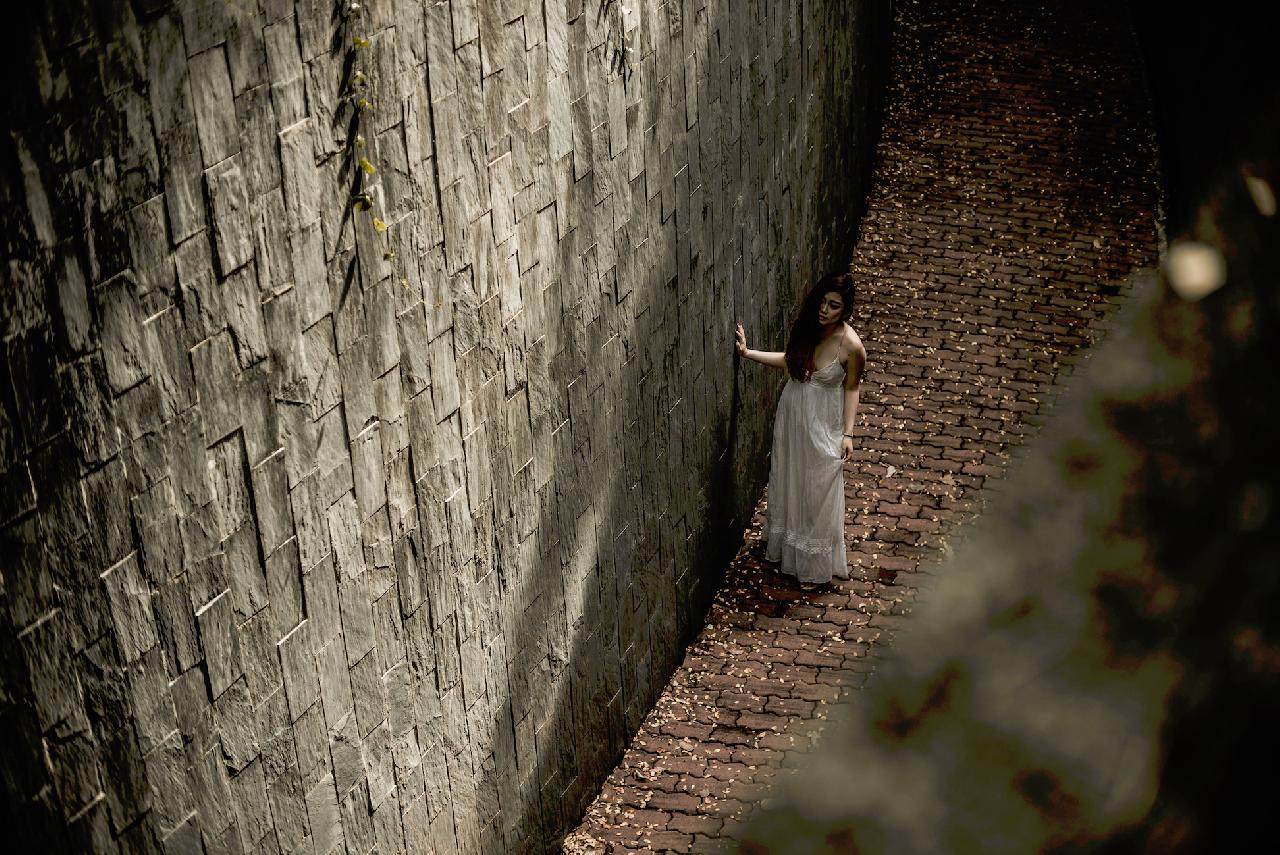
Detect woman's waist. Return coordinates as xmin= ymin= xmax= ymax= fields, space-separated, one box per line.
xmin=788 ymin=378 xmax=843 ymax=391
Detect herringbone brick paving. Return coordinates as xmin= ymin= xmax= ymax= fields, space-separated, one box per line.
xmin=565 ymin=0 xmax=1160 ymax=851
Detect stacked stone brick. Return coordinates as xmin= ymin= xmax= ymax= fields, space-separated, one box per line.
xmin=0 ymin=1 xmax=888 ymax=852
xmin=567 ymin=0 xmax=1161 ymax=850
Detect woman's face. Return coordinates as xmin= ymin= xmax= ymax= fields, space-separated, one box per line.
xmin=817 ymin=291 xmax=845 ymax=326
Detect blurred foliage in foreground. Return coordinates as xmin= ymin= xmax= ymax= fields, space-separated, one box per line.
xmin=736 ymin=138 xmax=1280 ymax=854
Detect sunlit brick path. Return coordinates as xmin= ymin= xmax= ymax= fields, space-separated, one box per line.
xmin=565 ymin=0 xmax=1160 ymax=851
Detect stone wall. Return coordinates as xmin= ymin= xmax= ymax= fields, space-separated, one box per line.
xmin=0 ymin=0 xmax=887 ymax=851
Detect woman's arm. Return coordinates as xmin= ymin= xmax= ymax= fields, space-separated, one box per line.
xmin=840 ymin=336 xmax=867 ymax=461
xmin=735 ymin=323 xmax=787 ymax=370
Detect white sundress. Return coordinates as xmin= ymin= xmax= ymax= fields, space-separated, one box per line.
xmin=764 ymin=357 xmax=849 ymax=584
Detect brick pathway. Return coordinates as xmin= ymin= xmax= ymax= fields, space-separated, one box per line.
xmin=564 ymin=1 xmax=1159 ymax=851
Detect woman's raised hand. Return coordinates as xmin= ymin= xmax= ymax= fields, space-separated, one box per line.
xmin=734 ymin=322 xmax=748 ymax=357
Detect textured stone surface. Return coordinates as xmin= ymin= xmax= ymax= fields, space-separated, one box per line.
xmin=1 ymin=0 xmax=887 ymax=851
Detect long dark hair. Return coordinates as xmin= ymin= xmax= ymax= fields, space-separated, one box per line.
xmin=785 ymin=272 xmax=856 ymax=381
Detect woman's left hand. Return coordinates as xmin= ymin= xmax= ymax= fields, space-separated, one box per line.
xmin=841 ymin=436 xmax=854 ymax=462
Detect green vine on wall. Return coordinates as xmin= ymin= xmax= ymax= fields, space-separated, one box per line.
xmin=341 ymin=1 xmax=401 ymax=284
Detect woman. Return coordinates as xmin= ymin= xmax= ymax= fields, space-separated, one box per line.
xmin=735 ymin=272 xmax=866 ymax=587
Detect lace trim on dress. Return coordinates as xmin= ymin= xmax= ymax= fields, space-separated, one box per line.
xmin=766 ymin=525 xmax=839 ymax=555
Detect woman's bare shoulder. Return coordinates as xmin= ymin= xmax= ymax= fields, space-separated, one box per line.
xmin=841 ymin=324 xmax=867 ymax=358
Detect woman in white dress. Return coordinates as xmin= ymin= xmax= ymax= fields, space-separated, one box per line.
xmin=735 ymin=273 xmax=867 ymax=587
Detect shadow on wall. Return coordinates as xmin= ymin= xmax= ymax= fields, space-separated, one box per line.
xmin=736 ymin=43 xmax=1280 ymax=855
xmin=492 ymin=3 xmax=893 ymax=850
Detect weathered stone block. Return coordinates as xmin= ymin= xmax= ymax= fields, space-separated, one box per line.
xmin=304 ymin=55 xmax=346 ymax=158
xmin=179 ymin=0 xmax=230 ymax=57
xmin=363 ymin=511 xmax=395 ymax=603
xmin=53 ymin=245 xmax=91 ymax=356
xmin=61 ymin=354 xmax=121 ymax=466
xmin=392 ymin=531 xmax=425 ymax=623
xmin=364 ymin=719 xmax=395 ymax=809
xmin=225 ymin=7 xmax=267 ymax=95
xmin=349 ymin=648 xmax=387 ymax=739
xmin=145 ymin=731 xmax=194 ymax=833
xmin=189 ymin=47 xmax=238 ymax=166
xmin=325 ymin=490 xmax=361 ymax=580
xmin=191 ymin=330 xmax=242 ymax=443
xmin=316 ymin=636 xmax=354 ymax=733
xmin=206 ymin=155 xmax=253 ymax=275
xmin=385 ymin=449 xmax=416 ymax=540
xmin=174 ymin=231 xmax=222 ymax=338
xmin=328 ymin=710 xmax=362 ymax=796
xmin=267 ymin=762 xmax=310 ymax=853
xmin=126 ymin=645 xmax=177 ymax=754
xmin=293 ymin=0 xmax=329 ymax=60
xmin=100 ymin=552 xmax=159 ymax=664
xmin=302 ymin=553 xmax=342 ymax=645
xmin=81 ymin=455 xmax=132 ymax=568
xmin=115 ymin=385 xmax=167 ymax=487
xmin=144 ymin=13 xmax=193 ymax=135
xmin=338 ymin=780 xmax=376 ymax=854
xmin=350 ymin=422 xmax=386 ymax=521
xmin=263 ymin=16 xmax=305 ymax=96
xmin=373 ymin=370 xmax=406 ymax=458
xmin=279 ymin=119 xmax=320 ymax=234
xmin=191 ymin=743 xmax=236 ymax=838
xmin=339 ymin=573 xmax=377 ymax=668
xmin=238 ymin=362 xmax=283 ymax=466
xmin=19 ymin=610 xmax=87 ymax=733
xmin=223 ymin=521 xmax=269 ymax=623
xmin=302 ymin=318 xmax=342 ymax=420
xmin=264 ymin=536 xmax=303 ymax=641
xmin=278 ymin=619 xmax=319 ymax=721
xmin=253 ymin=187 xmax=291 ymax=299
xmin=143 ymin=307 xmax=195 ymax=420
xmin=229 ymin=758 xmax=273 ymax=849
xmin=289 ymin=472 xmax=329 ymax=571
xmin=179 ymin=498 xmax=223 ymax=594
xmin=430 ymin=330 xmax=461 ymax=419
xmin=212 ymin=677 xmax=256 ymax=772
xmin=290 ymin=219 xmax=328 ymax=328
xmin=207 ymin=433 xmax=251 ymax=535
xmin=293 ymin=700 xmax=329 ymax=791
xmin=124 ymin=197 xmax=175 ymax=300
xmin=152 ymin=572 xmax=202 ymax=675
xmin=195 ymin=589 xmax=243 ymax=697
xmin=239 ymin=607 xmax=284 ymax=705
xmin=224 ymin=265 xmax=270 ymax=367
xmin=251 ymin=448 xmax=293 ymax=554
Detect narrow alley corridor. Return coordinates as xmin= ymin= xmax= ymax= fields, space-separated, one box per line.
xmin=566 ymin=1 xmax=1160 ymax=850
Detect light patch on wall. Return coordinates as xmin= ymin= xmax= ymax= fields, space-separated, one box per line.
xmin=1165 ymin=239 xmax=1226 ymax=301
xmin=1243 ymin=172 xmax=1276 ymax=216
